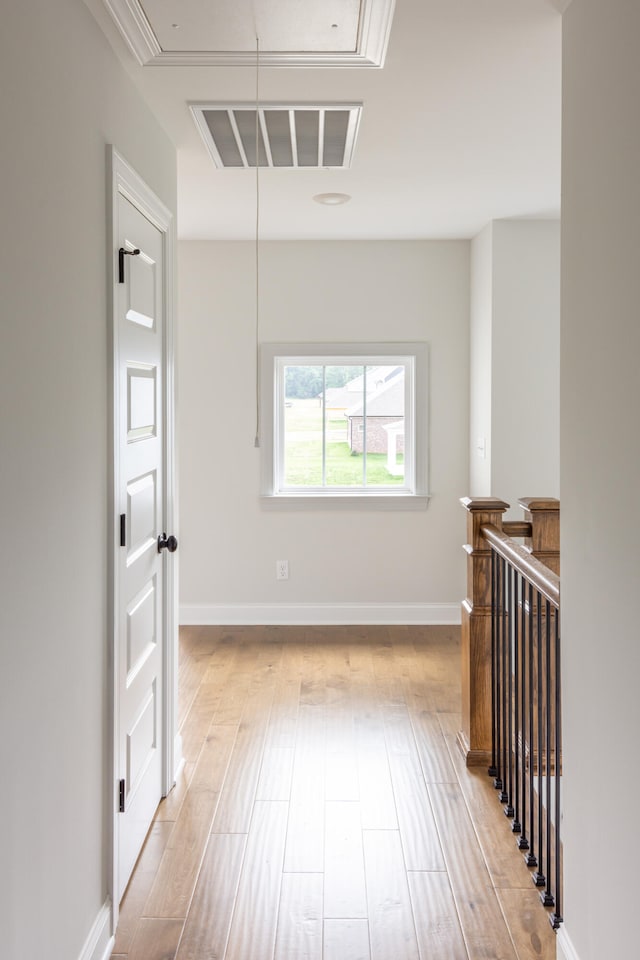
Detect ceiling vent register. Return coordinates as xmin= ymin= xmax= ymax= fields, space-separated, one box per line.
xmin=190 ymin=103 xmax=363 ymax=170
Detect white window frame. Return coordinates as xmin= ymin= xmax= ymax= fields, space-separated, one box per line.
xmin=259 ymin=342 xmax=430 ymax=508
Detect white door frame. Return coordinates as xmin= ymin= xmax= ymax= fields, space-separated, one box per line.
xmin=107 ymin=146 xmax=180 ymax=926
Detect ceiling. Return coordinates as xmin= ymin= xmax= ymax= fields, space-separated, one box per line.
xmin=85 ymin=0 xmax=562 ymax=240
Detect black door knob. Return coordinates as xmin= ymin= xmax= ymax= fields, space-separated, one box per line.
xmin=157 ymin=533 xmax=178 ymax=553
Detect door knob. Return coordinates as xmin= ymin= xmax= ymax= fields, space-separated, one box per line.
xmin=157 ymin=533 xmax=178 ymax=553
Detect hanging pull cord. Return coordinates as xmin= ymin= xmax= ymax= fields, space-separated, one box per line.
xmin=253 ymin=34 xmax=261 ymax=448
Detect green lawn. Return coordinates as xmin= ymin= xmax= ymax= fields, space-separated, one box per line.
xmin=284 ymin=402 xmax=344 ymax=433
xmin=283 ymin=400 xmax=403 ymax=487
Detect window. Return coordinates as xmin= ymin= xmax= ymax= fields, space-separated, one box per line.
xmin=260 ymin=342 xmax=429 ymax=505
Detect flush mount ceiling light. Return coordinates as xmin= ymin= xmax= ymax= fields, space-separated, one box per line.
xmin=313 ymin=192 xmax=352 ymax=205
xmin=191 ymin=103 xmax=363 ymax=170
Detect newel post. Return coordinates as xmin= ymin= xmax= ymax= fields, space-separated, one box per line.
xmin=518 ymin=497 xmax=560 ymax=575
xmin=457 ymin=497 xmax=509 ymax=767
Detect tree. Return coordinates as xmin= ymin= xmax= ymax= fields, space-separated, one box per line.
xmin=285 ymin=364 xmax=364 ymax=399
xmin=285 ymin=365 xmax=323 ymax=399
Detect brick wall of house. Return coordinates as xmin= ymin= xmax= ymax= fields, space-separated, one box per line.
xmin=348 ymin=417 xmax=405 ymax=455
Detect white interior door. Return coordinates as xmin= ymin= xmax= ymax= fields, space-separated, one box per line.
xmin=115 ymin=190 xmax=168 ymax=896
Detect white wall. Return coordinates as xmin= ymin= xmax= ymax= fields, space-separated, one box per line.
xmin=0 ymin=2 xmax=176 ymax=958
xmin=470 ymin=220 xmax=560 ymax=514
xmin=469 ymin=223 xmax=493 ymax=494
xmin=559 ymin=2 xmax=640 ymax=959
xmin=492 ymin=220 xmax=560 ymax=510
xmin=178 ymin=240 xmax=469 ymax=622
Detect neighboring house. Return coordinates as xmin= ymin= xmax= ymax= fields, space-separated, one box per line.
xmin=323 ymin=365 xmax=402 ymax=415
xmin=345 ymin=373 xmax=405 ymax=455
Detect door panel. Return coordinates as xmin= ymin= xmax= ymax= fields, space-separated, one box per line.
xmin=127 ymin=681 xmax=157 ymax=793
xmin=127 ymin=365 xmax=157 ymax=440
xmin=126 ymin=578 xmax=157 ymax=682
xmin=126 ymin=470 xmax=157 ymax=561
xmin=117 ymin=193 xmax=165 ymax=894
xmin=127 ymin=249 xmax=157 ymax=329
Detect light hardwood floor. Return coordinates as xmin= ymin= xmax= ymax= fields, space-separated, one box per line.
xmin=111 ymin=625 xmax=556 ymax=960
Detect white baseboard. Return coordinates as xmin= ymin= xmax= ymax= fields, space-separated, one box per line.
xmin=557 ymin=927 xmax=581 ymax=960
xmin=179 ymin=602 xmax=461 ymax=626
xmin=77 ymin=899 xmax=113 ymax=960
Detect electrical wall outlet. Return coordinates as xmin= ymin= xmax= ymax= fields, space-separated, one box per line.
xmin=276 ymin=559 xmax=289 ymax=580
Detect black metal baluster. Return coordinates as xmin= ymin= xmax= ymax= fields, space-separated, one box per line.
xmin=533 ymin=589 xmax=546 ymax=888
xmin=489 ymin=547 xmax=498 ymax=779
xmin=525 ymin=580 xmax=537 ymax=867
xmin=504 ymin=563 xmax=515 ymax=818
xmin=550 ymin=611 xmax=563 ymax=928
xmin=518 ymin=574 xmax=529 ymax=850
xmin=499 ymin=556 xmax=509 ymax=805
xmin=494 ymin=554 xmax=504 ymax=792
xmin=541 ymin=599 xmax=555 ymax=908
xmin=511 ymin=570 xmax=522 ymax=834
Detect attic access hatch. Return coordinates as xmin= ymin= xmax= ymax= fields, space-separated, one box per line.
xmin=191 ymin=104 xmax=363 ymax=170
xmin=102 ymin=0 xmax=395 ymax=67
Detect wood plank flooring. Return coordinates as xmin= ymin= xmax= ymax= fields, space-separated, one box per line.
xmin=112 ymin=625 xmax=556 ymax=960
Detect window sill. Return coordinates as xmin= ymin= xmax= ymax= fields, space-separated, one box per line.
xmin=260 ymin=493 xmax=431 ymax=511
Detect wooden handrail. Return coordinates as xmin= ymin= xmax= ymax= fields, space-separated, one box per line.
xmin=480 ymin=523 xmax=560 ymax=608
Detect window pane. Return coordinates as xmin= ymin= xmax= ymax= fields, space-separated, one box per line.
xmin=278 ymin=359 xmax=409 ymax=491
xmin=336 ymin=364 xmax=406 ymax=487
xmin=283 ymin=365 xmax=323 ymax=486
xmin=362 ymin=364 xmax=405 ymax=487
xmin=325 ymin=365 xmax=364 ymax=486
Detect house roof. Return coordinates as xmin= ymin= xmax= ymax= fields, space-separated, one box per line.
xmin=323 ymin=365 xmax=402 ymax=409
xmin=346 ymin=375 xmax=405 ymax=418
xmin=324 ymin=385 xmax=357 ymax=409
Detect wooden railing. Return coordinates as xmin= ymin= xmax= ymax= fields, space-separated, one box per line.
xmin=459 ymin=497 xmax=562 ymax=929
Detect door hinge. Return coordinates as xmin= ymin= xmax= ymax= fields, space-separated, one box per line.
xmin=118 ymin=246 xmax=141 ymax=284
xmin=119 ymin=778 xmax=126 ymax=813
xmin=120 ymin=513 xmax=126 ymax=547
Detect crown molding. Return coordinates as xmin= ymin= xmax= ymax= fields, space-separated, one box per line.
xmin=103 ymin=0 xmax=160 ymax=63
xmin=102 ymin=0 xmax=395 ymax=68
